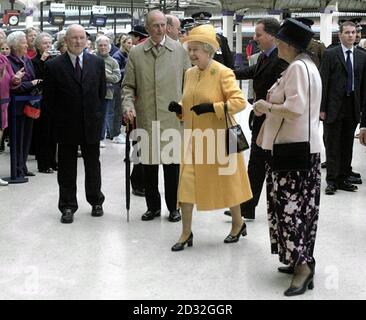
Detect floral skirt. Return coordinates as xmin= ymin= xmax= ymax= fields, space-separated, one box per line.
xmin=265 ymin=153 xmax=321 ymax=266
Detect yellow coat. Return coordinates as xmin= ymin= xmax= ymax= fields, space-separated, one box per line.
xmin=178 ymin=60 xmax=252 ymax=210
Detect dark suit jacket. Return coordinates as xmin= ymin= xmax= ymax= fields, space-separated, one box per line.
xmin=214 ymin=34 xmax=234 ymax=69
xmin=234 ymin=48 xmax=288 ymax=135
xmin=320 ymin=45 xmax=366 ymax=124
xmin=234 ymin=48 xmax=288 ymax=102
xmin=43 ymin=52 xmax=106 ymax=144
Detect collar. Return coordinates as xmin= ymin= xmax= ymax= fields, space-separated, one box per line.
xmin=341 ymin=43 xmax=354 ymax=54
xmin=67 ymin=51 xmax=84 ymax=67
xmin=144 ymin=36 xmax=174 ymax=52
xmin=263 ymin=46 xmax=276 ymax=57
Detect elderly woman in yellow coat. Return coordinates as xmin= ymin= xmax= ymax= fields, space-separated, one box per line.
xmin=168 ymin=25 xmax=252 ymax=251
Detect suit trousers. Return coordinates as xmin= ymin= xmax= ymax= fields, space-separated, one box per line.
xmin=58 ymin=143 xmax=105 ymax=213
xmin=240 ymin=115 xmax=267 ymax=218
xmin=324 ymin=94 xmax=358 ymax=185
xmin=36 ymin=111 xmax=57 ymax=171
xmin=142 ymin=164 xmax=179 ymax=213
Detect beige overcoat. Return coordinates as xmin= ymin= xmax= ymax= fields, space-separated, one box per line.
xmin=178 ymin=60 xmax=253 ymax=210
xmin=122 ymin=37 xmax=191 ymax=164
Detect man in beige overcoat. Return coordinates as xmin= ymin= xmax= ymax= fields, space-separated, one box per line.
xmin=122 ymin=10 xmax=191 ymax=222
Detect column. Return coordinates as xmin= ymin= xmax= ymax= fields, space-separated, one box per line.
xmin=320 ymin=6 xmax=335 ymax=47
xmin=222 ymin=10 xmax=235 ymax=51
xmin=235 ymin=14 xmax=243 ymax=67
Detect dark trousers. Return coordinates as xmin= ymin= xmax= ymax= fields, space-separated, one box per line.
xmin=142 ymin=164 xmax=179 ymax=213
xmin=240 ymin=114 xmax=266 ymax=218
xmin=324 ymin=95 xmax=358 ymax=185
xmin=112 ymin=85 xmax=123 ymax=138
xmin=14 ymin=115 xmax=33 ymax=176
xmin=36 ymin=112 xmax=57 ymax=171
xmin=58 ymin=143 xmax=105 ymax=213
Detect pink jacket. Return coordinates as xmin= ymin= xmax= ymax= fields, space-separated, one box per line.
xmin=257 ymin=54 xmax=322 ymax=154
xmin=0 ymin=55 xmax=16 ymax=129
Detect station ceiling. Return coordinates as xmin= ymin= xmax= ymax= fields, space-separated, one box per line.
xmin=62 ymin=0 xmax=366 ymax=12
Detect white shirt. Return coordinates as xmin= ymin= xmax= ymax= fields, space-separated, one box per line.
xmin=67 ymin=51 xmax=84 ymax=69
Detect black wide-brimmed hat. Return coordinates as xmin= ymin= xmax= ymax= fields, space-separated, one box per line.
xmin=294 ymin=17 xmax=314 ymax=27
xmin=275 ymin=18 xmax=315 ymax=52
xmin=128 ymin=25 xmax=148 ymax=38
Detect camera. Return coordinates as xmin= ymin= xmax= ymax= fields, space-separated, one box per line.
xmin=47 ymin=49 xmax=60 ymax=58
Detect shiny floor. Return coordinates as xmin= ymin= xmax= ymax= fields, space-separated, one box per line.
xmin=1 ymin=96 xmax=366 ymax=300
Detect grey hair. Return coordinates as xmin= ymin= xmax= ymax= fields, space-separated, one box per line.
xmin=6 ymin=31 xmax=26 ymax=50
xmin=25 ymin=27 xmax=39 ymax=36
xmin=145 ymin=10 xmax=166 ymax=27
xmin=34 ymin=32 xmax=52 ymax=50
xmin=65 ymin=24 xmax=86 ymax=38
xmin=201 ymin=42 xmax=216 ymax=57
xmin=95 ymin=35 xmax=111 ymax=52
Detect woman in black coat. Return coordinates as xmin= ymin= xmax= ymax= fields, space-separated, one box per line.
xmin=32 ymin=32 xmax=60 ymax=173
xmin=7 ymin=31 xmax=41 ymax=178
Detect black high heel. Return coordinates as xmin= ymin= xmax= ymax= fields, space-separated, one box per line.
xmin=171 ymin=232 xmax=193 ymax=251
xmin=284 ymin=264 xmax=315 ymax=297
xmin=224 ymin=222 xmax=247 ymax=243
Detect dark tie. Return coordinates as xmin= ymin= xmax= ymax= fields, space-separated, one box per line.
xmin=346 ymin=49 xmax=353 ymax=94
xmin=75 ymin=55 xmax=82 ymax=81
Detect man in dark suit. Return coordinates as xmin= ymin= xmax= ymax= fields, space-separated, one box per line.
xmin=320 ymin=21 xmax=366 ymax=195
xmin=224 ymin=18 xmax=288 ymax=219
xmin=43 ymin=24 xmax=106 ymax=223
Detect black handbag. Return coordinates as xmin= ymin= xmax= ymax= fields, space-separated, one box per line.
xmin=224 ymin=103 xmax=249 ymax=154
xmin=272 ymin=60 xmax=311 ymax=173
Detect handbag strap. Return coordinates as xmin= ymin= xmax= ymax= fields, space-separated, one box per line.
xmin=224 ymin=103 xmax=234 ymax=128
xmin=273 ymin=59 xmax=311 ymax=144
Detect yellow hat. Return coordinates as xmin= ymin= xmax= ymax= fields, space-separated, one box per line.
xmin=181 ymin=24 xmax=219 ymax=51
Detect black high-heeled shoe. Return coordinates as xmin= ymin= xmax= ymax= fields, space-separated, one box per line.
xmin=224 ymin=222 xmax=247 ymax=243
xmin=171 ymin=232 xmax=193 ymax=251
xmin=278 ymin=259 xmax=316 ymax=275
xmin=284 ymin=264 xmax=315 ymax=297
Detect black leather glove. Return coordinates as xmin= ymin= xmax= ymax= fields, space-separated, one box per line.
xmin=190 ymin=103 xmax=214 ymax=115
xmin=168 ymin=101 xmax=182 ymax=115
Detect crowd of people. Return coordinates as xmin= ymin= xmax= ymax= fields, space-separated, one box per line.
xmin=1 ymin=10 xmax=366 ymax=297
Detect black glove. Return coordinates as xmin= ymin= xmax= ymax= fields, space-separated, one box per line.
xmin=168 ymin=101 xmax=182 ymax=115
xmin=190 ymin=103 xmax=214 ymax=115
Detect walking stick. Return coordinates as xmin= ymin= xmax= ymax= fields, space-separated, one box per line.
xmin=125 ymin=121 xmax=131 ymax=222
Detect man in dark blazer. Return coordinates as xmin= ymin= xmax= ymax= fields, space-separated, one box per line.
xmin=43 ymin=24 xmax=106 ymax=223
xmin=224 ymin=18 xmax=288 ymax=219
xmin=320 ymin=21 xmax=366 ymax=195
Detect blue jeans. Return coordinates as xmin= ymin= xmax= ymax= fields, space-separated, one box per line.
xmin=100 ymin=99 xmax=114 ymax=140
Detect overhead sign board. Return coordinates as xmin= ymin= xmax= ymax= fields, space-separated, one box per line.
xmin=170 ymin=11 xmax=185 ymax=19
xmin=92 ymin=5 xmax=107 ymax=15
xmin=50 ymin=3 xmax=65 ymax=12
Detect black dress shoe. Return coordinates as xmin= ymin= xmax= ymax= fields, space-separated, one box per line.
xmin=171 ymin=232 xmax=193 ymax=251
xmin=39 ymin=168 xmax=54 ymax=174
xmin=61 ymin=209 xmax=74 ymax=224
xmin=223 ymin=210 xmax=253 ymax=218
xmin=325 ymin=184 xmax=337 ymax=195
xmin=224 ymin=222 xmax=247 ymax=243
xmin=168 ymin=209 xmax=181 ymax=222
xmin=91 ymin=204 xmax=104 ymax=217
xmin=337 ymin=181 xmax=358 ymax=192
xmin=132 ymin=188 xmax=145 ymax=197
xmin=25 ymin=171 xmax=36 ymax=177
xmin=347 ymin=176 xmax=362 ymax=185
xmin=349 ymin=170 xmax=361 ymax=178
xmin=141 ymin=209 xmax=161 ymax=221
xmin=321 ymin=162 xmax=327 ymax=169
